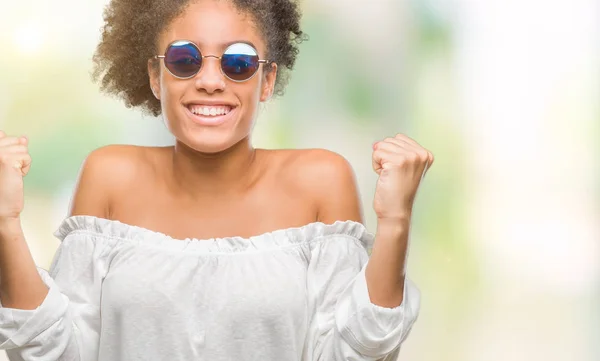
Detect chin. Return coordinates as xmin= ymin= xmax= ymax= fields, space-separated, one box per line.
xmin=179 ymin=133 xmax=246 ymax=155
xmin=165 ymin=108 xmax=253 ymax=155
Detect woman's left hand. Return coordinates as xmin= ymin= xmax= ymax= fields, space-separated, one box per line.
xmin=372 ymin=133 xmax=434 ymax=221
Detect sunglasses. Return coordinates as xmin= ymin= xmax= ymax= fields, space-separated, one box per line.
xmin=154 ymin=40 xmax=271 ymax=82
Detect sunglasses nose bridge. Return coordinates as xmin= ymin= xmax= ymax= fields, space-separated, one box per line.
xmin=194 ymin=55 xmax=226 ymax=93
xmin=197 ymin=55 xmax=225 ymax=77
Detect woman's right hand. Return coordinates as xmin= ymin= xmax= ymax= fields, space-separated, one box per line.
xmin=0 ymin=131 xmax=32 ymax=220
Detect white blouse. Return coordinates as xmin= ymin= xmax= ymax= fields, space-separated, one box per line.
xmin=0 ymin=216 xmax=420 ymax=361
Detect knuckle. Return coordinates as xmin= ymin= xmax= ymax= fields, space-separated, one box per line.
xmin=408 ymin=152 xmax=420 ymax=162
xmin=397 ymin=155 xmax=410 ymax=165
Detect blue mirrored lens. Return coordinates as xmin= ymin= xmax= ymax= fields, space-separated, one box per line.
xmin=221 ymin=43 xmax=260 ymax=81
xmin=165 ymin=41 xmax=201 ymax=78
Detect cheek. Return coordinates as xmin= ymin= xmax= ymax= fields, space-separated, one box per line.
xmin=248 ymin=76 xmax=266 ymax=103
xmin=160 ymin=77 xmax=185 ymax=110
xmin=234 ymin=78 xmax=263 ymax=111
xmin=244 ymin=84 xmax=264 ymax=120
xmin=159 ymin=86 xmax=186 ymax=130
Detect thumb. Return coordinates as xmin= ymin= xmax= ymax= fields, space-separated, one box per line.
xmin=372 ymin=143 xmax=384 ymax=176
xmin=20 ymin=156 xmax=32 ymax=177
xmin=9 ymin=153 xmax=32 ymax=177
xmin=18 ymin=137 xmax=31 ymax=176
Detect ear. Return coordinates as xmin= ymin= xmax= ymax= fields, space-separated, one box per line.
xmin=260 ymin=62 xmax=277 ymax=102
xmin=148 ymin=59 xmax=161 ymax=100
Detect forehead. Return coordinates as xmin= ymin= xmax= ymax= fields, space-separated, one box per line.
xmin=159 ymin=0 xmax=265 ymax=53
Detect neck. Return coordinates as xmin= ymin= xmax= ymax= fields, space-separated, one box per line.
xmin=168 ymin=138 xmax=262 ymax=199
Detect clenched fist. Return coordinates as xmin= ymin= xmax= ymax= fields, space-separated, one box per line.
xmin=372 ymin=133 xmax=433 ymax=221
xmin=0 ymin=131 xmax=32 ymax=219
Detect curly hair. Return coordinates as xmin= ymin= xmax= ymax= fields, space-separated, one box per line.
xmin=92 ymin=0 xmax=306 ymax=116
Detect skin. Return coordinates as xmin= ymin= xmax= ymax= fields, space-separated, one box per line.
xmin=100 ymin=0 xmax=362 ymax=239
xmin=0 ymin=0 xmax=363 ymax=310
xmin=150 ymin=0 xmax=276 ymax=155
xmin=0 ymin=0 xmax=434 ymax=311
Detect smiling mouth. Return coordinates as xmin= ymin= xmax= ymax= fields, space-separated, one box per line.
xmin=184 ymin=103 xmax=238 ymax=126
xmin=187 ymin=104 xmax=234 ymax=117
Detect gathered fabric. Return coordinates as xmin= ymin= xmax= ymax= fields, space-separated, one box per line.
xmin=0 ymin=216 xmax=419 ymax=361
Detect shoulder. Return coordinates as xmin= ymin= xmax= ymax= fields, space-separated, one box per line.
xmin=271 ymin=148 xmax=364 ymax=224
xmin=68 ymin=144 xmax=163 ymax=218
xmin=81 ymin=144 xmax=151 ymax=171
xmin=278 ymin=148 xmax=355 ymax=182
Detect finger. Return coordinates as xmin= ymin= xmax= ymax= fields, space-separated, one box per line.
xmin=386 ymin=137 xmax=431 ymax=167
xmin=376 ymin=141 xmax=428 ymax=168
xmin=0 ymin=137 xmax=23 ymax=148
xmin=387 ymin=137 xmax=431 ymax=164
xmin=372 ymin=147 xmax=399 ymax=174
xmin=420 ymin=161 xmax=429 ymax=181
xmin=0 ymin=144 xmax=28 ymax=154
xmin=392 ymin=135 xmax=434 ymax=168
xmin=0 ymin=130 xmax=5 ymax=139
xmin=372 ymin=155 xmax=382 ymax=175
xmin=420 ymin=152 xmax=435 ymax=181
xmin=374 ymin=137 xmax=408 ymax=148
xmin=3 ymin=153 xmax=32 ymax=175
xmin=374 ymin=140 xmax=405 ymax=153
xmin=20 ymin=154 xmax=32 ymax=176
xmin=427 ymin=151 xmax=434 ymax=168
xmin=379 ymin=137 xmax=413 ymax=150
xmin=380 ymin=138 xmax=430 ymax=167
xmin=394 ymin=133 xmax=421 ymax=147
xmin=372 ymin=148 xmax=386 ymax=175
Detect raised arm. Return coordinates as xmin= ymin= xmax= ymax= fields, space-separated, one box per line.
xmin=0 ymin=141 xmax=119 ymax=360
xmin=0 ymin=132 xmax=47 ymax=310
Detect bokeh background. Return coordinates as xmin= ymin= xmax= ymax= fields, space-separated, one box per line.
xmin=1 ymin=0 xmax=599 ymax=360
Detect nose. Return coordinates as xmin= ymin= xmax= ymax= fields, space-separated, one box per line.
xmin=195 ymin=55 xmax=226 ymax=94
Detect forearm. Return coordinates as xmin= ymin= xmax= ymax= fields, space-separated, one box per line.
xmin=0 ymin=217 xmax=48 ymax=310
xmin=365 ymin=216 xmax=410 ymax=308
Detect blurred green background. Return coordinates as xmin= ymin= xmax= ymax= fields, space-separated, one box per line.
xmin=1 ymin=0 xmax=599 ymax=360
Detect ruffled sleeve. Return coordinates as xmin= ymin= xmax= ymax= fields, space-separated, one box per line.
xmin=0 ymin=222 xmax=119 ymax=361
xmin=303 ymin=221 xmax=420 ymax=361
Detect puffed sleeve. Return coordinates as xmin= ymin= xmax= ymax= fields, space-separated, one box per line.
xmin=303 ymin=227 xmax=420 ymax=361
xmin=0 ymin=229 xmax=117 ymax=361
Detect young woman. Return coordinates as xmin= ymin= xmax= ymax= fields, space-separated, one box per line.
xmin=0 ymin=0 xmax=433 ymax=360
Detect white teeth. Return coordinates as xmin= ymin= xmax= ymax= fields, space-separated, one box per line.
xmin=188 ymin=105 xmax=232 ymax=116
